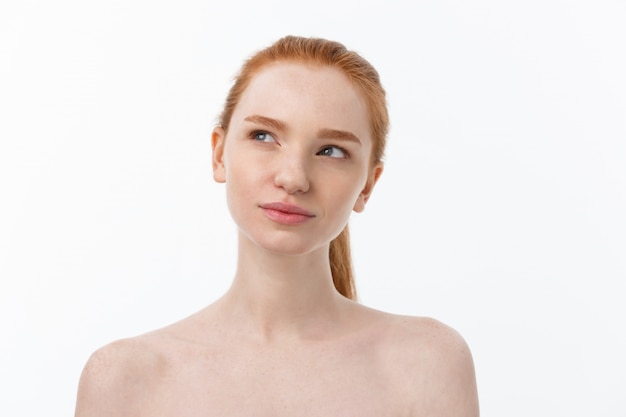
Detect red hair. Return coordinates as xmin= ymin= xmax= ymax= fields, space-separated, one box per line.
xmin=218 ymin=36 xmax=389 ymax=300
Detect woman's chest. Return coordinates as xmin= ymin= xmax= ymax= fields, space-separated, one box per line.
xmin=143 ymin=343 xmax=411 ymax=417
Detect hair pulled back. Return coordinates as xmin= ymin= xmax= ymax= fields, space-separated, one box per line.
xmin=218 ymin=35 xmax=389 ymax=300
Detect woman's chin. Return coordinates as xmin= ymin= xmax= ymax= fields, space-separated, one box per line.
xmin=246 ymin=235 xmax=327 ymax=258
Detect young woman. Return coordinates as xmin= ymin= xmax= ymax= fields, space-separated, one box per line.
xmin=75 ymin=35 xmax=479 ymax=416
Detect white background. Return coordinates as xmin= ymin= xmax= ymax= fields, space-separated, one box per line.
xmin=1 ymin=0 xmax=625 ymax=416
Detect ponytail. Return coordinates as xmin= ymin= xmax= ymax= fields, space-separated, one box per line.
xmin=329 ymin=225 xmax=356 ymax=300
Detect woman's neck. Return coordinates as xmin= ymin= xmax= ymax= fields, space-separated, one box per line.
xmin=216 ymin=235 xmax=349 ymax=342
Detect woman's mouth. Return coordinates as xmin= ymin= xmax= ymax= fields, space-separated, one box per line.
xmin=260 ymin=202 xmax=315 ymax=225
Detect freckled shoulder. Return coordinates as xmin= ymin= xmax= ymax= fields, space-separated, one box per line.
xmin=380 ymin=315 xmax=480 ymax=417
xmin=74 ymin=336 xmax=169 ymax=417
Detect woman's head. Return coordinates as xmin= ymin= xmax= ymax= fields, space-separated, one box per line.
xmin=215 ymin=36 xmax=389 ymax=300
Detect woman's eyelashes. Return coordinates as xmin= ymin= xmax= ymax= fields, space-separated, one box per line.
xmin=317 ymin=145 xmax=348 ymax=159
xmin=249 ymin=130 xmax=276 ymax=143
xmin=248 ymin=130 xmax=348 ymax=159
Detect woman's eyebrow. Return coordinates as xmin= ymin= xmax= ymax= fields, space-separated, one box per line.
xmin=318 ymin=128 xmax=362 ymax=145
xmin=244 ymin=115 xmax=286 ymax=131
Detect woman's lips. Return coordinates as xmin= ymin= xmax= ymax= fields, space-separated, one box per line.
xmin=260 ymin=202 xmax=315 ymax=225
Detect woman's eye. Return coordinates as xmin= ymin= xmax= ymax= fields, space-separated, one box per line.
xmin=251 ymin=131 xmax=276 ymax=143
xmin=317 ymin=146 xmax=347 ymax=159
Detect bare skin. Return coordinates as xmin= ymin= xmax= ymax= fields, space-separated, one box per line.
xmin=75 ymin=62 xmax=479 ymax=416
xmin=75 ymin=292 xmax=478 ymax=416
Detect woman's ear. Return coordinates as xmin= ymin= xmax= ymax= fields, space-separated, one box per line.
xmin=353 ymin=162 xmax=384 ymax=213
xmin=212 ymin=126 xmax=226 ymax=183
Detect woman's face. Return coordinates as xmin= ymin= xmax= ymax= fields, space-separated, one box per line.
xmin=212 ymin=62 xmax=382 ymax=256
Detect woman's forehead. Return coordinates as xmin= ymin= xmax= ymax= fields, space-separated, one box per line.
xmin=232 ymin=63 xmax=371 ymax=135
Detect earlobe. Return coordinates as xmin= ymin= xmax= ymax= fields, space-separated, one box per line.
xmin=353 ymin=162 xmax=384 ymax=213
xmin=212 ymin=126 xmax=226 ymax=183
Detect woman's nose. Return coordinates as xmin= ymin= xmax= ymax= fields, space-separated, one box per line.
xmin=273 ymin=152 xmax=310 ymax=194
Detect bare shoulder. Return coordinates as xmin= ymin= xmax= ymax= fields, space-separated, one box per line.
xmin=390 ymin=315 xmax=474 ymax=363
xmin=74 ymin=335 xmax=168 ymax=417
xmin=377 ymin=314 xmax=480 ymax=417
